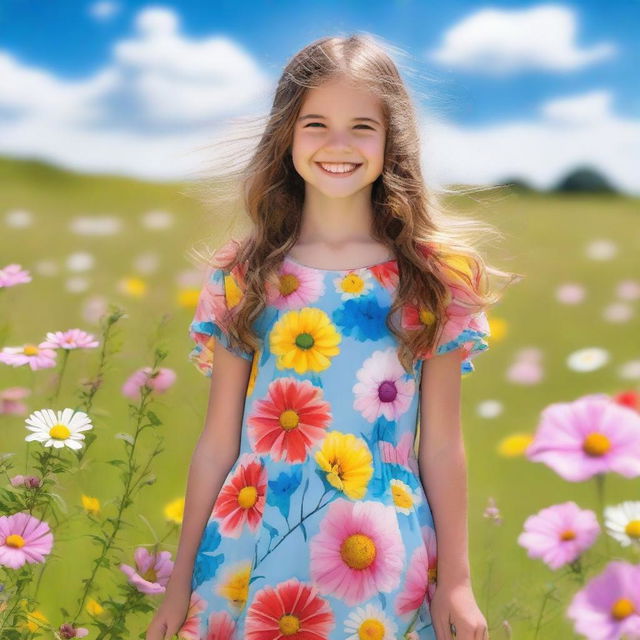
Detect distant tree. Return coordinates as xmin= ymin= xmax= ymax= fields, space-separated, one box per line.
xmin=552 ymin=166 xmax=617 ymax=193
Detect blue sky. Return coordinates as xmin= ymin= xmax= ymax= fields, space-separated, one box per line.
xmin=1 ymin=1 xmax=638 ymax=192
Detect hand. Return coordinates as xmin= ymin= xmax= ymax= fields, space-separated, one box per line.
xmin=146 ymin=584 xmax=192 ymax=640
xmin=429 ymin=580 xmax=489 ymax=640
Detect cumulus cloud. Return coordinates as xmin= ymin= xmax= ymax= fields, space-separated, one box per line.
xmin=427 ymin=4 xmax=617 ymax=74
xmin=420 ymin=89 xmax=640 ymax=194
xmin=89 ymin=1 xmax=121 ymax=21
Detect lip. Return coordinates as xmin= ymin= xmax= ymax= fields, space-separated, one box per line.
xmin=315 ymin=162 xmax=362 ymax=177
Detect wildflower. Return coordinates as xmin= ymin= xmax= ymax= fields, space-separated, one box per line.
xmin=25 ymin=408 xmax=93 ymax=450
xmin=0 ymin=342 xmax=57 ymax=370
xmin=118 ymin=276 xmax=147 ymax=297
xmin=0 ymin=387 xmax=30 ymax=415
xmin=0 ymin=263 xmax=31 ymax=288
xmin=497 ymin=433 xmax=534 ymax=457
xmin=518 ymin=501 xmax=599 ymax=569
xmin=0 ymin=512 xmax=53 ymax=569
xmin=58 ymin=623 xmax=89 ymax=638
xmin=121 ymin=367 xmax=176 ymax=399
xmin=483 ymin=497 xmax=503 ymax=525
xmin=41 ymin=329 xmax=99 ymax=350
xmin=164 ymin=497 xmax=185 ymax=525
xmin=526 ymin=394 xmax=640 ymax=481
xmin=81 ymin=495 xmax=101 ymax=516
xmin=120 ymin=547 xmax=174 ymax=594
xmin=86 ymin=598 xmax=104 ymax=616
xmin=604 ymin=501 xmax=640 ymax=548
xmin=178 ymin=288 xmax=200 ymax=309
xmin=9 ymin=474 xmax=41 ymax=489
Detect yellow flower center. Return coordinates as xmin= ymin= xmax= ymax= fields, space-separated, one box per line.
xmin=582 ymin=432 xmax=611 ymax=457
xmin=279 ymin=409 xmax=300 ymax=431
xmin=391 ymin=484 xmax=413 ymax=510
xmin=428 ymin=565 xmax=437 ymax=584
xmin=5 ymin=534 xmax=25 ymax=548
xmin=340 ymin=533 xmax=376 ymax=570
xmin=341 ymin=274 xmax=365 ymax=294
xmin=23 ymin=344 xmax=40 ymax=355
xmin=141 ymin=567 xmax=158 ymax=583
xmin=279 ymin=274 xmax=300 ymax=296
xmin=295 ymin=332 xmax=314 ymax=350
xmin=625 ymin=520 xmax=640 ymax=538
xmin=278 ymin=614 xmax=301 ymax=635
xmin=358 ymin=619 xmax=385 ymax=639
xmin=49 ymin=424 xmax=71 ymax=440
xmin=418 ymin=309 xmax=436 ymax=326
xmin=611 ymin=597 xmax=635 ymax=620
xmin=560 ymin=529 xmax=576 ymax=541
xmin=237 ymin=486 xmax=257 ymax=509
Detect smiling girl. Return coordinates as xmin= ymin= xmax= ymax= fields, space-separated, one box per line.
xmin=147 ymin=33 xmax=519 ymax=640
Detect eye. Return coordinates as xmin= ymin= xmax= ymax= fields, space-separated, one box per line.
xmin=303 ymin=123 xmax=374 ymax=130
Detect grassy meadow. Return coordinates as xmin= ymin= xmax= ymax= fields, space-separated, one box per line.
xmin=1 ymin=155 xmax=639 ymax=638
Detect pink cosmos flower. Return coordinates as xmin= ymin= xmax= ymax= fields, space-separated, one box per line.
xmin=0 ymin=512 xmax=54 ymax=569
xmin=567 ymin=561 xmax=640 ymax=640
xmin=121 ymin=366 xmax=176 ymax=399
xmin=58 ymin=623 xmax=89 ymax=638
xmin=518 ymin=501 xmax=600 ymax=569
xmin=10 ymin=475 xmax=41 ymax=489
xmin=0 ymin=342 xmax=57 ymax=370
xmin=119 ymin=546 xmax=174 ymax=594
xmin=41 ymin=329 xmax=99 ymax=350
xmin=0 ymin=264 xmax=31 ymax=288
xmin=526 ymin=394 xmax=640 ymax=481
xmin=0 ymin=386 xmax=31 ymax=415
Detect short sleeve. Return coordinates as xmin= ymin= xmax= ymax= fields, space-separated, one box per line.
xmin=188 ymin=266 xmax=254 ymax=377
xmin=420 ymin=306 xmax=491 ymax=376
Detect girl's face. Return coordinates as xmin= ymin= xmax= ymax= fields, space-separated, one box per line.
xmin=291 ymin=76 xmax=386 ymax=198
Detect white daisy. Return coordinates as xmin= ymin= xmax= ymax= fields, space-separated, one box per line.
xmin=344 ymin=602 xmax=398 ymax=640
xmin=24 ymin=408 xmax=93 ymax=449
xmin=389 ymin=478 xmax=422 ymax=515
xmin=604 ymin=501 xmax=640 ymax=548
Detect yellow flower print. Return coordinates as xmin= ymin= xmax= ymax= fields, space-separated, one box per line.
xmin=270 ymin=308 xmax=341 ymax=374
xmin=224 ymin=272 xmax=244 ymax=309
xmin=216 ymin=561 xmax=252 ymax=613
xmin=315 ymin=431 xmax=373 ymax=499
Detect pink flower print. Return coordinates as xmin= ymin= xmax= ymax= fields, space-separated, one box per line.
xmin=518 ymin=501 xmax=600 ymax=569
xmin=309 ymin=498 xmax=404 ymax=606
xmin=205 ymin=610 xmax=237 ymax=640
xmin=0 ymin=512 xmax=54 ymax=569
xmin=270 ymin=259 xmax=326 ymax=309
xmin=119 ymin=546 xmax=174 ymax=594
xmin=526 ymin=394 xmax=640 ymax=481
xmin=379 ymin=431 xmax=420 ymax=475
xmin=353 ymin=348 xmax=415 ymax=422
xmin=177 ymin=591 xmax=207 ymax=640
xmin=0 ymin=342 xmax=57 ymax=370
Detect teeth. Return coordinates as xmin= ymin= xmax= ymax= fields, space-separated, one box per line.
xmin=319 ymin=162 xmax=359 ymax=174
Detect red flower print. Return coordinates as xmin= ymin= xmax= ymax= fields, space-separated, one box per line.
xmin=245 ymin=578 xmax=335 ymax=639
xmin=247 ymin=377 xmax=332 ymax=463
xmin=212 ymin=453 xmax=267 ymax=538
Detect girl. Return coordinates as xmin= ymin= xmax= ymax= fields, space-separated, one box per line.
xmin=148 ymin=34 xmax=518 ymax=640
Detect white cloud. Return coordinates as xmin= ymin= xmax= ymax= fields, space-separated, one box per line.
xmin=427 ymin=4 xmax=616 ymax=74
xmin=89 ymin=1 xmax=121 ymax=21
xmin=420 ymin=90 xmax=640 ymax=194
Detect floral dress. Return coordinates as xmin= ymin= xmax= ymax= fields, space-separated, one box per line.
xmin=185 ymin=246 xmax=490 ymax=640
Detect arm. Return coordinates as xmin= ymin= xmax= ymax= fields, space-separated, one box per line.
xmin=417 ymin=349 xmax=489 ymax=640
xmin=166 ymin=345 xmax=253 ymax=593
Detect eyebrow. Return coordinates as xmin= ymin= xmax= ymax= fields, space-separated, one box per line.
xmin=297 ymin=114 xmax=381 ymax=126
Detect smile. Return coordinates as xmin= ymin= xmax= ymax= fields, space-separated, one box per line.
xmin=315 ymin=162 xmax=362 ymax=177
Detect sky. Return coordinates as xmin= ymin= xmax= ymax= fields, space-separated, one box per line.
xmin=0 ymin=0 xmax=638 ymax=193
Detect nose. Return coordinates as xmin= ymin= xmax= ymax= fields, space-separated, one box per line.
xmin=324 ymin=130 xmax=354 ymax=151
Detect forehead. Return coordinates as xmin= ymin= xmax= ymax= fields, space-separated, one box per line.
xmin=300 ymin=77 xmax=382 ymax=117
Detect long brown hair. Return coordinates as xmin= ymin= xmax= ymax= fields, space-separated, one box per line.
xmin=185 ymin=33 xmax=522 ymax=372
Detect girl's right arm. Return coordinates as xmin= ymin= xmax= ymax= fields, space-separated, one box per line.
xmin=146 ymin=344 xmax=253 ymax=640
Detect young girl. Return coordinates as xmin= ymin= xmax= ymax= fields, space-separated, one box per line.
xmin=148 ymin=34 xmax=517 ymax=640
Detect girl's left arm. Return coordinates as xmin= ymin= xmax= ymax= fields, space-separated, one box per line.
xmin=417 ymin=349 xmax=489 ymax=640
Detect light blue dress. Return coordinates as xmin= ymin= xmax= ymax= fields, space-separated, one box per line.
xmin=186 ymin=252 xmax=490 ymax=640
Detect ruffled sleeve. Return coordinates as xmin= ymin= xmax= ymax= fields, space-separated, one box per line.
xmin=422 ymin=306 xmax=490 ymax=375
xmin=188 ymin=266 xmax=254 ymax=377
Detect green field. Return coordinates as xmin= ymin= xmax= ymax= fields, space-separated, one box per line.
xmin=1 ymin=156 xmax=639 ymax=638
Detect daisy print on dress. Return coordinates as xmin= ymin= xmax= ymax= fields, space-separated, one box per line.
xmin=332 ymin=269 xmax=377 ymax=300
xmin=353 ymin=348 xmax=416 ymax=422
xmin=247 ymin=377 xmax=333 ymax=463
xmin=344 ymin=602 xmax=400 ymax=640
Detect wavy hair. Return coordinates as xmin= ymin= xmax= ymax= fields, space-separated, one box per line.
xmin=184 ymin=33 xmax=523 ymax=372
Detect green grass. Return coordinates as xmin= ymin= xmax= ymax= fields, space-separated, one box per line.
xmin=1 ymin=156 xmax=639 ymax=638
